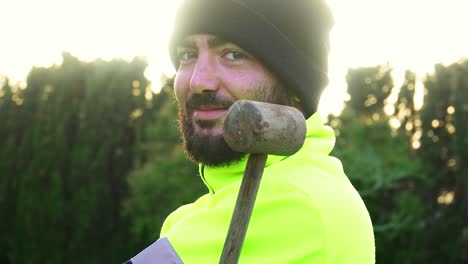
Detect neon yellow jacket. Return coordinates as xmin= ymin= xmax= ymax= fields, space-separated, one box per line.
xmin=127 ymin=113 xmax=375 ymax=264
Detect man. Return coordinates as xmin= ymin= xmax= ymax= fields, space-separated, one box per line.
xmin=126 ymin=0 xmax=375 ymax=263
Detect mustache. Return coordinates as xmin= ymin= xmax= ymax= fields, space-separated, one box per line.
xmin=185 ymin=92 xmax=235 ymax=111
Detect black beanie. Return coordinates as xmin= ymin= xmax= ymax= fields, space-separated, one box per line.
xmin=169 ymin=0 xmax=333 ymax=118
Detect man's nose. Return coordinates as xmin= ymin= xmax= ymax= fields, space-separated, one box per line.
xmin=189 ymin=54 xmax=220 ymax=93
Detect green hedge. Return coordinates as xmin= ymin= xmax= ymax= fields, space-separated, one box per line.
xmin=1 ymin=53 xmax=152 ymax=263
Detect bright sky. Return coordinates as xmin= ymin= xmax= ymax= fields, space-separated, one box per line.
xmin=1 ymin=0 xmax=467 ymax=115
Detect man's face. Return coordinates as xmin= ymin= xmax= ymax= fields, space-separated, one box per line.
xmin=174 ymin=34 xmax=289 ymax=166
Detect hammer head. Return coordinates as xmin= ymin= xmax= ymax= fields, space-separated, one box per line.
xmin=223 ymin=100 xmax=306 ymax=156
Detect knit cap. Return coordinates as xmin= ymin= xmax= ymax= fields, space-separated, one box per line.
xmin=169 ymin=0 xmax=333 ymax=118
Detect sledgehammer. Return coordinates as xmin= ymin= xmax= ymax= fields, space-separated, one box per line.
xmin=219 ymin=100 xmax=306 ymax=264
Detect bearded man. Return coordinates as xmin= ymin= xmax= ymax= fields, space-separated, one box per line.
xmin=126 ymin=0 xmax=375 ymax=263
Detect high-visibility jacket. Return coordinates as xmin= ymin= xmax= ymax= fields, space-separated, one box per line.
xmin=127 ymin=113 xmax=375 ymax=264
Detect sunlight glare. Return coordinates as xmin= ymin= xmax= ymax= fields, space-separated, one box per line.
xmin=1 ymin=0 xmax=468 ymax=115
xmin=321 ymin=0 xmax=468 ymax=115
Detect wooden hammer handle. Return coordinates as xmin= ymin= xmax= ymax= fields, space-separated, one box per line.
xmin=219 ymin=153 xmax=268 ymax=264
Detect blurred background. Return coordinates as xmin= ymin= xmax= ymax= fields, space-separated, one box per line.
xmin=1 ymin=0 xmax=467 ymax=263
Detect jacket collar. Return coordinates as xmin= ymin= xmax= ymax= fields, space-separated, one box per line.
xmin=199 ymin=112 xmax=335 ymax=194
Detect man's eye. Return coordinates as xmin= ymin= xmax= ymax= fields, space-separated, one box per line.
xmin=178 ymin=51 xmax=197 ymax=62
xmin=224 ymin=50 xmax=247 ymax=61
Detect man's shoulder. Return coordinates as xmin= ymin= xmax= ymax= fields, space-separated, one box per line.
xmin=263 ymin=158 xmax=371 ymax=228
xmin=265 ymin=154 xmax=351 ymax=197
xmin=262 ymin=162 xmax=375 ymax=263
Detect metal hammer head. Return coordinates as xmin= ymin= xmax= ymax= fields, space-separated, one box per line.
xmin=223 ymin=100 xmax=307 ymax=156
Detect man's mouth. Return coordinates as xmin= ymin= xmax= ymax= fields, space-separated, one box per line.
xmin=193 ymin=106 xmax=227 ymax=120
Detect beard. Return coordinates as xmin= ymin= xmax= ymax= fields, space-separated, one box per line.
xmin=178 ymin=84 xmax=289 ymax=167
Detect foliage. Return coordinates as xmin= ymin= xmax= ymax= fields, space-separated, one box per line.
xmin=395 ymin=70 xmax=418 ymax=137
xmin=418 ymin=60 xmax=468 ymax=262
xmin=331 ymin=61 xmax=468 ymax=263
xmin=345 ymin=64 xmax=393 ymax=118
xmin=0 ymin=53 xmax=150 ymax=263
